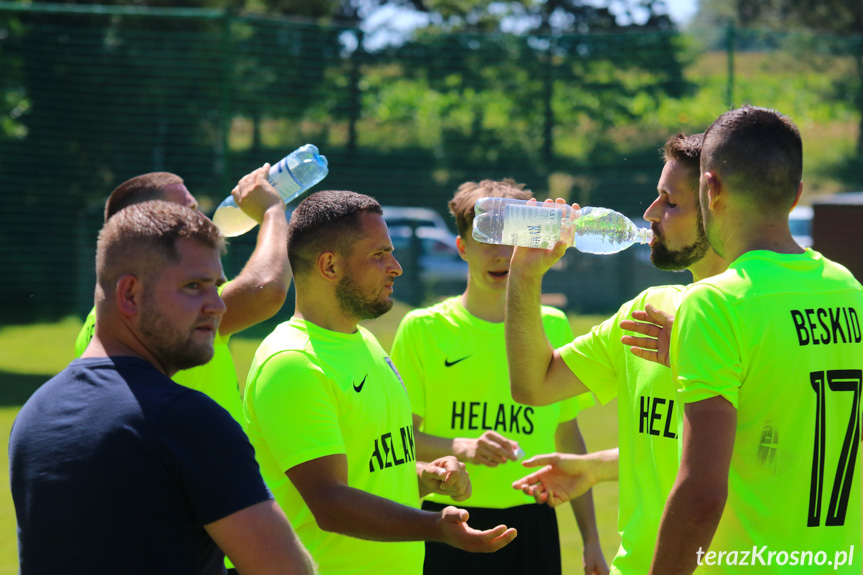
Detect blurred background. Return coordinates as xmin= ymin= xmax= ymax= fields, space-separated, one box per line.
xmin=2 ymin=0 xmax=862 ymax=323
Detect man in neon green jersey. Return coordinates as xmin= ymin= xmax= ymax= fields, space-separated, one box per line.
xmin=648 ymin=107 xmax=863 ymax=574
xmin=243 ymin=190 xmax=517 ymax=575
xmin=75 ymin=165 xmax=290 ymax=422
xmin=390 ymin=179 xmax=607 ymax=575
xmin=506 ymin=132 xmax=728 ymax=575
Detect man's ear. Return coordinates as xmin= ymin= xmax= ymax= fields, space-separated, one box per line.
xmin=790 ymin=181 xmax=804 ymax=211
xmin=455 ymin=236 xmax=468 ymax=262
xmin=316 ymin=251 xmax=339 ymax=283
xmin=703 ymin=171 xmax=722 ymax=211
xmin=115 ymin=275 xmax=140 ymax=318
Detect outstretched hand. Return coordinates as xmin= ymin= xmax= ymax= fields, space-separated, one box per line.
xmin=619 ymin=303 xmax=674 ymax=368
xmin=436 ymin=506 xmax=517 ymax=553
xmin=511 ymin=453 xmax=597 ymax=508
xmin=419 ymin=457 xmax=471 ymax=502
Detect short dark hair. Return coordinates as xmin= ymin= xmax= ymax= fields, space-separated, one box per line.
xmin=662 ymin=132 xmax=704 ymax=194
xmin=448 ymin=179 xmax=533 ymax=238
xmin=96 ymin=200 xmax=224 ymax=301
xmin=287 ymin=190 xmax=383 ymax=277
xmin=104 ymin=172 xmax=185 ymax=222
xmin=702 ymin=106 xmax=802 ymax=211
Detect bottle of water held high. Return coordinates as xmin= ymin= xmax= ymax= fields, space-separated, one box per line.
xmin=472 ymin=197 xmax=653 ymax=255
xmin=213 ymin=144 xmax=329 ymax=237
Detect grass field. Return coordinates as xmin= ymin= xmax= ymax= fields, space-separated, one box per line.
xmin=0 ymin=308 xmax=620 ymax=573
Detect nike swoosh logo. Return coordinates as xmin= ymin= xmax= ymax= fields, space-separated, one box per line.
xmin=444 ymin=356 xmax=471 ymax=367
xmin=353 ymin=375 xmax=367 ymax=393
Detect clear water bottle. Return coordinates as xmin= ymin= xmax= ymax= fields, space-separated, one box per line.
xmin=213 ymin=144 xmax=329 ymax=237
xmin=472 ymin=197 xmax=653 ymax=254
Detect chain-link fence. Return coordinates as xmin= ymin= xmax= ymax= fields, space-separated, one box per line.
xmin=2 ymin=3 xmax=862 ymax=322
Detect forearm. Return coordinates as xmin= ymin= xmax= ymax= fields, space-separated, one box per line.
xmin=505 ymin=269 xmax=557 ymax=405
xmin=570 ymin=491 xmax=601 ymax=545
xmin=240 ymin=205 xmax=292 ymax=294
xmin=649 ymin=478 xmax=726 ymax=575
xmin=313 ymin=482 xmax=443 ymax=543
xmin=415 ymin=430 xmax=460 ymax=464
xmin=219 ymin=206 xmax=290 ymax=336
xmin=557 ymin=421 xmax=600 ymax=544
xmin=585 ymin=448 xmax=619 ymax=484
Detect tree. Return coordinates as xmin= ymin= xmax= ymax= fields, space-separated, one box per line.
xmin=699 ymin=0 xmax=863 ymax=155
xmin=370 ymin=0 xmax=686 ymax=164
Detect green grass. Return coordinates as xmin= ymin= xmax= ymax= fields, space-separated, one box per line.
xmin=0 ymin=311 xmax=620 ymax=572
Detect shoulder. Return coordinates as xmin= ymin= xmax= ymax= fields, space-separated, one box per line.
xmin=539 ymin=305 xmax=568 ymax=322
xmin=816 ymin=251 xmax=863 ymax=288
xmin=401 ymin=298 xmax=457 ymax=324
xmin=603 ymin=284 xmax=690 ymax=321
xmin=396 ymin=298 xmax=461 ymax=337
xmin=684 ymin=269 xmax=742 ymax=304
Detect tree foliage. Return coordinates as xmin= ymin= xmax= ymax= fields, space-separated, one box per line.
xmin=701 ymin=0 xmax=863 ymax=154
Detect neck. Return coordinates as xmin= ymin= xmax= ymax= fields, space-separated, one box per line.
xmin=717 ymin=213 xmax=805 ymax=264
xmin=83 ymin=318 xmax=172 ymax=376
xmin=294 ymin=289 xmax=359 ymax=334
xmin=688 ymin=250 xmax=729 ymax=283
xmin=461 ymin=284 xmax=506 ymax=323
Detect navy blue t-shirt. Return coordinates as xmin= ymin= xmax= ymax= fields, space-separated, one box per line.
xmin=9 ymin=357 xmax=272 ymax=574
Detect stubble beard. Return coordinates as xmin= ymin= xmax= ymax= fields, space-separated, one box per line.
xmin=650 ymin=207 xmax=711 ymax=271
xmin=336 ymin=271 xmax=393 ymax=322
xmin=139 ymin=304 xmax=215 ymax=373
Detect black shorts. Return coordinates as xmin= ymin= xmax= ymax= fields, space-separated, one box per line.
xmin=421 ymin=500 xmax=561 ymax=575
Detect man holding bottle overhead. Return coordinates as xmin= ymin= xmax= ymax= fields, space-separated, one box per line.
xmin=649 ymin=107 xmax=862 ymax=574
xmin=505 ymin=132 xmax=728 ymax=575
xmin=390 ymin=179 xmax=607 ymax=575
xmin=74 ymin=164 xmax=290 ymax=421
xmin=242 ymin=190 xmax=517 ymax=575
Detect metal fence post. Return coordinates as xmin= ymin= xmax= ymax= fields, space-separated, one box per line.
xmin=726 ymin=23 xmax=735 ymax=110
xmin=220 ymin=9 xmax=233 ymax=194
xmin=543 ymin=36 xmax=555 ymax=163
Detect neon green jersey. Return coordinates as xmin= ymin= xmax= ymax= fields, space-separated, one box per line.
xmin=672 ymin=250 xmax=863 ymax=574
xmin=73 ymin=284 xmax=243 ymax=423
xmin=559 ymin=285 xmax=687 ymax=575
xmin=244 ymin=317 xmax=423 ymax=575
xmin=390 ymin=297 xmax=593 ymax=509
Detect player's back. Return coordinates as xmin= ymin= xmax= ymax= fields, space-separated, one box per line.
xmin=677 ymin=249 xmax=862 ymax=571
xmin=10 ymin=357 xmax=242 ymax=574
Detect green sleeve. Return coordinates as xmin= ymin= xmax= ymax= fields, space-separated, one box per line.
xmin=558 ymin=309 xmax=623 ymax=406
xmin=74 ymin=307 xmax=97 ymax=357
xmin=249 ymin=350 xmax=346 ymax=473
xmin=544 ymin=309 xmax=595 ymax=420
xmin=672 ymin=284 xmax=742 ymax=408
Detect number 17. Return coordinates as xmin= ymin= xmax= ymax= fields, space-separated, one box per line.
xmin=808 ymin=369 xmax=861 ymax=527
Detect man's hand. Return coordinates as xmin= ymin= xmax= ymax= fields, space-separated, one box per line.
xmin=418 ymin=457 xmax=471 ymax=502
xmin=620 ymin=303 xmax=674 ymax=368
xmin=233 ymin=163 xmax=284 ymax=223
xmin=511 ymin=453 xmax=598 ymax=508
xmin=509 ymin=199 xmax=578 ymax=280
xmin=436 ymin=506 xmax=517 ymax=553
xmin=454 ymin=431 xmax=519 ymax=467
xmin=584 ymin=538 xmax=610 ymax=575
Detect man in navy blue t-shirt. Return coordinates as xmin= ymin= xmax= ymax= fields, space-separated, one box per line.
xmin=9 ymin=201 xmax=313 ymax=575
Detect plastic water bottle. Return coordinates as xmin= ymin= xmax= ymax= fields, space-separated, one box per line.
xmin=472 ymin=197 xmax=653 ymax=254
xmin=213 ymin=144 xmax=329 ymax=237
